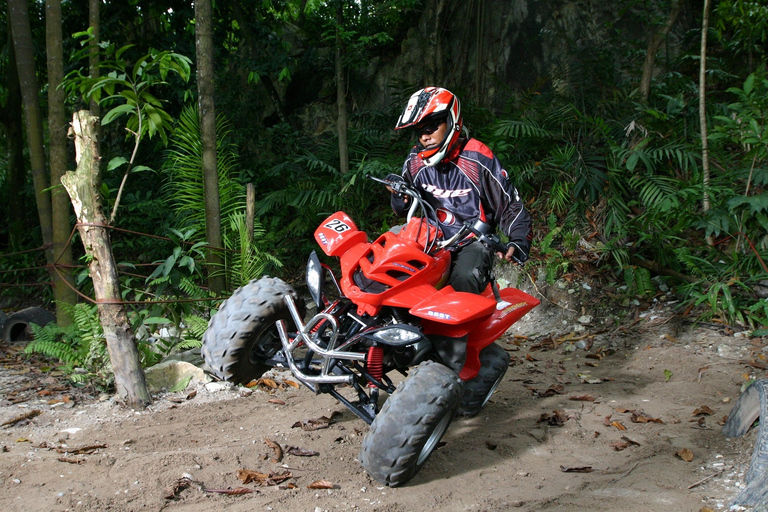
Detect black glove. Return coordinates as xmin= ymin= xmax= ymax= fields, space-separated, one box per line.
xmin=506 ymin=241 xmax=530 ymax=263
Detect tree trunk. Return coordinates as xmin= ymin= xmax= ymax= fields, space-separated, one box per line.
xmin=3 ymin=20 xmax=26 ymax=251
xmin=195 ymin=0 xmax=226 ymax=293
xmin=46 ymin=0 xmax=77 ymax=327
xmin=699 ymin=0 xmax=712 ymax=246
xmin=432 ymin=0 xmax=447 ymax=84
xmin=88 ymin=0 xmax=102 ymax=144
xmin=62 ymin=111 xmax=151 ymax=409
xmin=638 ymin=0 xmax=682 ymax=102
xmin=336 ymin=3 xmax=349 ymax=175
xmin=8 ymin=0 xmax=54 ymax=273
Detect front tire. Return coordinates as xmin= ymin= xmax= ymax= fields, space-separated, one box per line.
xmin=456 ymin=343 xmax=510 ymax=417
xmin=201 ymin=277 xmax=304 ymax=383
xmin=359 ymin=361 xmax=461 ymax=487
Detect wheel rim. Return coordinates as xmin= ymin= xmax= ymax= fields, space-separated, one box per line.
xmin=481 ymin=373 xmax=505 ymax=409
xmin=417 ymin=411 xmax=452 ymax=466
xmin=248 ymin=326 xmax=282 ymax=366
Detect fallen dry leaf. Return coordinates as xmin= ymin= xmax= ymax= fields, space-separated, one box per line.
xmin=237 ymin=469 xmax=269 ymax=484
xmin=204 ymin=487 xmax=254 ymax=495
xmin=268 ymin=398 xmax=286 ymax=405
xmin=676 ymin=448 xmax=694 ymax=462
xmin=307 ymin=480 xmax=335 ymax=489
xmin=57 ymin=456 xmax=84 ymax=464
xmin=610 ymin=441 xmax=631 ymax=451
xmin=538 ymin=410 xmax=567 ymax=427
xmin=621 ymin=435 xmax=641 ymax=446
xmin=265 ymin=438 xmax=283 ymax=462
xmin=692 ymin=406 xmax=714 ymax=416
xmin=284 ymin=380 xmax=300 ymax=388
xmin=610 ymin=421 xmax=627 ymax=431
xmin=631 ymin=411 xmax=663 ymax=424
xmin=569 ymin=394 xmax=597 ymax=402
xmin=286 ymin=446 xmax=319 ymax=457
xmin=237 ymin=469 xmax=293 ymax=486
xmin=560 ymin=465 xmax=593 ymax=473
xmin=292 ymin=411 xmax=342 ymax=431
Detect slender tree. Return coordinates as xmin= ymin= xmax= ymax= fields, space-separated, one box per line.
xmin=8 ymin=0 xmax=54 ymax=284
xmin=195 ymin=0 xmax=226 ymax=293
xmin=335 ymin=1 xmax=349 ymax=175
xmin=89 ymin=0 xmax=101 ymax=145
xmin=638 ymin=0 xmax=683 ymax=102
xmin=699 ymin=0 xmax=712 ymax=239
xmin=46 ymin=0 xmax=77 ymax=326
xmin=3 ymin=18 xmax=26 ymax=250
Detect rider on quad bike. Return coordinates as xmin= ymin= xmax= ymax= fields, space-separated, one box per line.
xmin=390 ymin=86 xmax=533 ymax=372
xmin=200 ymin=88 xmax=538 ymax=488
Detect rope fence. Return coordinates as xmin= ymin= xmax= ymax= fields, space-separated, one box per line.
xmin=0 ymin=223 xmax=236 ymax=307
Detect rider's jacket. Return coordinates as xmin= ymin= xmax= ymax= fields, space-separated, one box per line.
xmin=392 ymin=138 xmax=532 ymax=259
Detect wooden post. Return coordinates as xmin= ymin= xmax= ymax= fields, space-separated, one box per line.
xmin=246 ymin=183 xmax=255 ymax=244
xmin=61 ymin=110 xmax=151 ymax=408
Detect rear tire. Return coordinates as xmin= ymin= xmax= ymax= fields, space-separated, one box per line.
xmin=201 ymin=277 xmax=304 ymax=383
xmin=359 ymin=361 xmax=461 ymax=487
xmin=457 ymin=343 xmax=510 ymax=417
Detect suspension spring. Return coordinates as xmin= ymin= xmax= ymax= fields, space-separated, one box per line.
xmin=365 ymin=346 xmax=384 ymax=385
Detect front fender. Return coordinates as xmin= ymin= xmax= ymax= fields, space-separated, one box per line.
xmin=459 ymin=287 xmax=540 ymax=381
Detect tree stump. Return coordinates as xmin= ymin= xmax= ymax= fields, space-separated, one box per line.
xmin=61 ymin=110 xmax=151 ymax=408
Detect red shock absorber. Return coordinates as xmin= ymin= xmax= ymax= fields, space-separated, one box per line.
xmin=366 ymin=346 xmax=384 ymax=385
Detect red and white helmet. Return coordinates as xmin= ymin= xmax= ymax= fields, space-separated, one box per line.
xmin=395 ymin=87 xmax=462 ymax=166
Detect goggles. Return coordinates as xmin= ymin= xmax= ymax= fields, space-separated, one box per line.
xmin=415 ymin=120 xmax=445 ymax=136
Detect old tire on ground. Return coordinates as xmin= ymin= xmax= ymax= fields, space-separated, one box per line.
xmin=359 ymin=360 xmax=461 ymax=487
xmin=3 ymin=307 xmax=56 ymax=343
xmin=457 ymin=343 xmax=510 ymax=417
xmin=723 ymin=379 xmax=768 ymax=508
xmin=201 ymin=277 xmax=304 ymax=384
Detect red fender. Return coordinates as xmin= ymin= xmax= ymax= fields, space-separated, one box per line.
xmin=459 ymin=287 xmax=540 ymax=381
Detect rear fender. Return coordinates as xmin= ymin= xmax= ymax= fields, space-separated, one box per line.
xmin=459 ymin=287 xmax=540 ymax=381
xmin=315 ymin=212 xmax=368 ymax=257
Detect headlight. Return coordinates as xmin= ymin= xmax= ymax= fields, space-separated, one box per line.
xmin=373 ymin=327 xmax=422 ymax=345
xmin=306 ymin=251 xmax=324 ymax=307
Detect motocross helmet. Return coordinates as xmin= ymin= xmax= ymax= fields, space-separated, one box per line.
xmin=395 ymin=87 xmax=463 ymax=166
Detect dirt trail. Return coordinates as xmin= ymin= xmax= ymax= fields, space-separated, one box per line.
xmin=0 ymin=296 xmax=764 ymax=512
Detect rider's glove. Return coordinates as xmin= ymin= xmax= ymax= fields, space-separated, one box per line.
xmin=506 ymin=241 xmax=530 ymax=263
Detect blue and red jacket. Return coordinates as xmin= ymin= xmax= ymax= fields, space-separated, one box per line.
xmin=392 ymin=138 xmax=532 ymax=260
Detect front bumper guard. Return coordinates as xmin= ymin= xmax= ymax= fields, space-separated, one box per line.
xmin=275 ymin=294 xmax=366 ymax=390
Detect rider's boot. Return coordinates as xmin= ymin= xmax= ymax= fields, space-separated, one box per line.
xmin=431 ymin=334 xmax=468 ymax=374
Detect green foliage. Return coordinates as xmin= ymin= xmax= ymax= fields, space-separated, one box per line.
xmin=252 ymin=123 xmax=399 ymax=271
xmin=64 ymin=32 xmax=192 ymax=147
xmin=25 ymin=303 xmax=113 ymax=389
xmin=162 ymin=105 xmax=244 ymax=235
xmin=537 ymin=215 xmax=570 ymax=284
xmin=222 ymin=212 xmax=283 ymax=289
xmin=622 ymin=265 xmax=655 ymax=297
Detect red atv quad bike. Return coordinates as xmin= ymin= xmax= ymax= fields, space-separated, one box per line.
xmin=201 ymin=175 xmax=539 ymax=486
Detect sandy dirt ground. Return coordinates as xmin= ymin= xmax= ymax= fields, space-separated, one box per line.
xmin=0 ymin=290 xmax=765 ymax=512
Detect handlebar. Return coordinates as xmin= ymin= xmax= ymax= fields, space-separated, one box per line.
xmin=369 ymin=175 xmax=524 ymax=265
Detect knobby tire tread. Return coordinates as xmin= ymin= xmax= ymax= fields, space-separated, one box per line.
xmin=359 ymin=361 xmax=461 ymax=487
xmin=201 ymin=277 xmax=302 ymax=384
